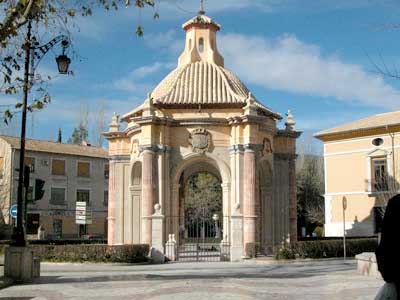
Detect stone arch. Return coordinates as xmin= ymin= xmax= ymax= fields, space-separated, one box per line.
xmin=172 ymin=153 xmax=230 ymax=186
xmin=257 ymin=158 xmax=274 ymax=254
xmin=169 ymin=153 xmax=231 ymax=243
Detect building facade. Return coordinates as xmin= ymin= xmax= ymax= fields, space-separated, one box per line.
xmin=315 ymin=111 xmax=400 ymax=237
xmin=0 ymin=135 xmax=109 ymax=239
xmin=105 ymin=12 xmax=301 ymax=261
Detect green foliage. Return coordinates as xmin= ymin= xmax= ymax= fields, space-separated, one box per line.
xmin=30 ymin=244 xmax=150 ymax=263
xmin=184 ymin=172 xmax=222 ymax=221
xmin=245 ymin=242 xmax=260 ymax=258
xmin=0 ymin=0 xmax=157 ymax=123
xmin=67 ymin=124 xmax=89 ymax=144
xmin=275 ymin=238 xmax=378 ymax=260
xmin=275 ymin=247 xmax=296 ymax=260
xmin=297 ymin=155 xmax=325 ymax=232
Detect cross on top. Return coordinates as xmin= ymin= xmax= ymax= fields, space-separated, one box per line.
xmin=199 ymin=0 xmax=205 ymax=15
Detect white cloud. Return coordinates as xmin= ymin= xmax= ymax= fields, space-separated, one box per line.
xmin=219 ymin=33 xmax=400 ymax=109
xmin=111 ymin=61 xmax=174 ymax=93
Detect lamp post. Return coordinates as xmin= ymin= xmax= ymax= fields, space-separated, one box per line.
xmin=10 ymin=19 xmax=71 ymax=247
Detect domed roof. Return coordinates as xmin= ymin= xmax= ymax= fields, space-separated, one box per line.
xmin=122 ymin=13 xmax=281 ymax=121
xmin=152 ymin=61 xmax=250 ymax=106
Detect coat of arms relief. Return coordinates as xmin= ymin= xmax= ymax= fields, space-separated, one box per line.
xmin=189 ymin=128 xmax=211 ymax=154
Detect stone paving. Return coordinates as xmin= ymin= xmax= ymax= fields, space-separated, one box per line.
xmin=0 ymin=259 xmax=383 ymax=300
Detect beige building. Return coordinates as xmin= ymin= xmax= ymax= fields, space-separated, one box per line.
xmin=105 ymin=12 xmax=301 ymax=261
xmin=315 ymin=111 xmax=400 ymax=237
xmin=0 ymin=135 xmax=109 ymax=239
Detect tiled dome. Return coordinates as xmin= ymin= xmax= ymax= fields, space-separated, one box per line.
xmin=151 ymin=61 xmax=250 ymax=106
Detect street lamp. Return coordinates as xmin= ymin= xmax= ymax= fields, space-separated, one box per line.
xmin=10 ymin=19 xmax=71 ymax=247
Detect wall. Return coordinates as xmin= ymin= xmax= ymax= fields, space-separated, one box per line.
xmin=323 ymin=131 xmax=400 ymax=237
xmin=9 ymin=148 xmax=109 ymax=238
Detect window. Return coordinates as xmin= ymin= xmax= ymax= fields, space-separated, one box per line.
xmin=53 ymin=219 xmax=62 ymax=239
xmin=372 ymin=158 xmax=388 ymax=192
xmin=27 ymin=213 xmax=40 ymax=234
xmin=77 ymin=189 xmax=90 ymax=204
xmin=77 ymin=162 xmax=90 ymax=177
xmin=372 ymin=138 xmax=384 ymax=147
xmin=52 ymin=159 xmax=65 ymax=175
xmin=199 ymin=38 xmax=204 ymax=53
xmin=104 ymin=164 xmax=109 ymax=179
xmin=24 ymin=156 xmax=35 ymax=173
xmin=103 ymin=190 xmax=108 ymax=206
xmin=50 ymin=187 xmax=66 ymax=205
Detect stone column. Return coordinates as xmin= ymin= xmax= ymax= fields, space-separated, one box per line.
xmin=107 ymin=161 xmax=116 ymax=245
xmin=142 ymin=149 xmax=155 ymax=245
xmin=289 ymin=156 xmax=297 ymax=242
xmin=243 ymin=147 xmax=257 ymax=246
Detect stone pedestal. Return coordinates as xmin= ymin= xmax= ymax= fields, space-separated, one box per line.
xmin=165 ymin=234 xmax=177 ymax=261
xmin=5 ymin=246 xmax=40 ymax=283
xmin=230 ymin=213 xmax=244 ymax=261
xmin=355 ymin=252 xmax=381 ymax=278
xmin=151 ymin=205 xmax=165 ymax=264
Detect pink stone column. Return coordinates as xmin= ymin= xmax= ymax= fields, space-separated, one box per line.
xmin=289 ymin=157 xmax=298 ymax=242
xmin=107 ymin=161 xmax=116 ymax=245
xmin=141 ymin=149 xmax=155 ymax=245
xmin=243 ymin=148 xmax=257 ymax=246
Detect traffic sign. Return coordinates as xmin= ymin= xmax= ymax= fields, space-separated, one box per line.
xmin=9 ymin=204 xmax=17 ymax=218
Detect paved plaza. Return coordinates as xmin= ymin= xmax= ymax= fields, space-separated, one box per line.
xmin=0 ymin=259 xmax=382 ymax=300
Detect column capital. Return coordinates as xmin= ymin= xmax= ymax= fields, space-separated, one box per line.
xmin=140 ymin=144 xmax=171 ymax=154
xmin=229 ymin=144 xmax=245 ymax=154
xmin=244 ymin=143 xmax=263 ymax=152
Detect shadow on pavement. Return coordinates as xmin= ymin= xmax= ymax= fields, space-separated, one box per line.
xmin=31 ymin=262 xmax=355 ymax=285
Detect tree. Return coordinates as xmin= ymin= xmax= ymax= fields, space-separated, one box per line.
xmin=184 ymin=172 xmax=222 ymax=221
xmin=297 ymin=154 xmax=325 ymax=236
xmin=67 ymin=124 xmax=88 ymax=145
xmin=0 ymin=0 xmax=157 ymax=123
xmin=91 ymin=101 xmax=106 ymax=147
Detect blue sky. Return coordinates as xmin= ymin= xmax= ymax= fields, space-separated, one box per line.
xmin=2 ymin=0 xmax=400 ymax=152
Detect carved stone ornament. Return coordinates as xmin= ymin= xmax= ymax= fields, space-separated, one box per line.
xmin=189 ymin=128 xmax=211 ymax=154
xmin=262 ymin=138 xmax=273 ymax=156
xmin=131 ymin=140 xmax=140 ymax=157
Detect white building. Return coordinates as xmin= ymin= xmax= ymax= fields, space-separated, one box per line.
xmin=0 ymin=135 xmax=109 ymax=239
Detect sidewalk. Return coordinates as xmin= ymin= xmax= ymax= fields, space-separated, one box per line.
xmin=244 ymin=255 xmax=355 ymax=265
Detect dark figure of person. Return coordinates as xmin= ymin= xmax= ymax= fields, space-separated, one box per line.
xmin=376 ymin=194 xmax=400 ymax=300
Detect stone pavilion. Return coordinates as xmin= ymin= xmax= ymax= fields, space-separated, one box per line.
xmin=104 ymin=11 xmax=301 ymax=261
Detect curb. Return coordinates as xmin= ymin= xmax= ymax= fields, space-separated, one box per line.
xmin=243 ymin=257 xmax=356 ymax=265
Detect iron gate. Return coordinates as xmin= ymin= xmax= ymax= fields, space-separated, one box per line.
xmin=166 ymin=216 xmax=230 ymax=262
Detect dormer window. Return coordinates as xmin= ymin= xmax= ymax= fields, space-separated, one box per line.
xmin=199 ymin=38 xmax=204 ymax=53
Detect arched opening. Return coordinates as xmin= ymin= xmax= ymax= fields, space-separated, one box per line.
xmin=179 ymin=172 xmax=222 ymax=242
xmin=129 ymin=161 xmax=142 ymax=244
xmin=198 ymin=38 xmax=204 ymax=53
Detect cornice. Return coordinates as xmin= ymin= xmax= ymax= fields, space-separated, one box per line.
xmin=103 ymin=131 xmax=127 ymax=139
xmin=276 ymin=130 xmax=302 ymax=138
xmin=109 ymin=155 xmax=130 ymax=162
xmin=227 ymin=114 xmax=272 ymax=125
